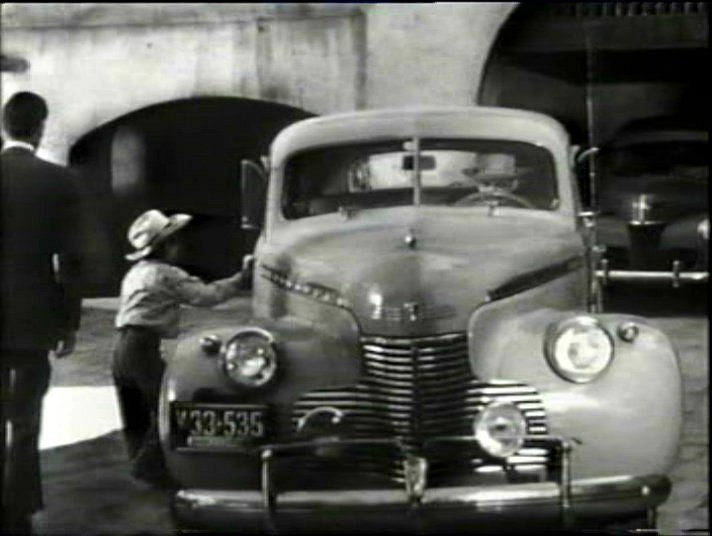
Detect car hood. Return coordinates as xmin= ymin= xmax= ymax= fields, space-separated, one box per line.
xmin=261 ymin=208 xmax=583 ymax=334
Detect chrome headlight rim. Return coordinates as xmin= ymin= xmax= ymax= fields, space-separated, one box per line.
xmin=544 ymin=315 xmax=615 ymax=384
xmin=473 ymin=401 xmax=527 ymax=459
xmin=221 ymin=327 xmax=278 ymax=388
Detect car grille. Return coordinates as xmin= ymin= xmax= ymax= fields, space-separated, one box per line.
xmin=292 ymin=332 xmax=551 ymax=485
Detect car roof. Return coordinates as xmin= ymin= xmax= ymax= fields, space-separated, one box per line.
xmin=270 ymin=106 xmax=571 ymax=163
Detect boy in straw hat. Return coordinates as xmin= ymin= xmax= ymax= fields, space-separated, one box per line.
xmin=114 ymin=209 xmax=249 ymax=488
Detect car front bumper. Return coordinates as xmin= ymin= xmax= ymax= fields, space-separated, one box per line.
xmin=173 ymin=473 xmax=670 ymax=532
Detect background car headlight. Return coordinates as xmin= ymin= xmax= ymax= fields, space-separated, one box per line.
xmin=474 ymin=402 xmax=527 ymax=458
xmin=545 ymin=316 xmax=614 ymax=383
xmin=222 ymin=328 xmax=278 ymax=388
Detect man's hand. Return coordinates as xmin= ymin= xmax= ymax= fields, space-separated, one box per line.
xmin=55 ymin=331 xmax=77 ymax=357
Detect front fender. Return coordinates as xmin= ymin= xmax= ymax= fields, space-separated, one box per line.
xmin=469 ymin=303 xmax=682 ymax=480
xmin=161 ymin=315 xmax=360 ymax=406
xmin=158 ymin=314 xmax=361 ymax=489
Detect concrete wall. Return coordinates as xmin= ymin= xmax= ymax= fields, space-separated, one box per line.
xmin=1 ymin=3 xmax=516 ymax=165
xmin=364 ymin=3 xmax=513 ymax=108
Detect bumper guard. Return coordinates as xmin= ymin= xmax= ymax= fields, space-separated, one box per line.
xmin=173 ymin=435 xmax=670 ymax=532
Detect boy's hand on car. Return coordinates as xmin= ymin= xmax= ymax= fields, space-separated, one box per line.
xmin=234 ymin=255 xmax=254 ymax=290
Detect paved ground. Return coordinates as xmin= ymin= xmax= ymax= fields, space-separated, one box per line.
xmin=32 ymin=288 xmax=707 ymax=534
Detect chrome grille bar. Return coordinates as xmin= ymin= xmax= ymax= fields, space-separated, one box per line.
xmin=292 ymin=332 xmax=551 ymax=484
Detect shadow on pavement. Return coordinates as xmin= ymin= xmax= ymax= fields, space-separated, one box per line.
xmin=35 ymin=431 xmax=174 ymax=535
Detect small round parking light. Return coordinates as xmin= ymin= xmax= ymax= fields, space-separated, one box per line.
xmin=474 ymin=402 xmax=527 ymax=459
xmin=200 ymin=334 xmax=223 ymax=355
xmin=222 ymin=328 xmax=278 ymax=388
xmin=617 ymin=322 xmax=639 ymax=343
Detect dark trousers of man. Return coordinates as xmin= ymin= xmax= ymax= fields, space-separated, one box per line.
xmin=112 ymin=326 xmax=169 ymax=486
xmin=1 ymin=351 xmax=51 ymax=534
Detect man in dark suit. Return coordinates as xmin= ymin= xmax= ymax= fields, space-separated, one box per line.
xmin=1 ymin=91 xmax=84 ymax=534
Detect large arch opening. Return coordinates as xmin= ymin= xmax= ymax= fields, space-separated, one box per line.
xmin=70 ymin=97 xmax=313 ymax=296
xmin=480 ymin=2 xmax=708 ymax=206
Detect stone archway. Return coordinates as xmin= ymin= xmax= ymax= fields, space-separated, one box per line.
xmin=70 ymin=97 xmax=313 ymax=296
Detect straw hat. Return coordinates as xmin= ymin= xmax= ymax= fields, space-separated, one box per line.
xmin=125 ymin=209 xmax=192 ymax=261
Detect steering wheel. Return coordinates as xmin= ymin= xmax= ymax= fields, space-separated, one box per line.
xmin=451 ymin=190 xmax=536 ymax=209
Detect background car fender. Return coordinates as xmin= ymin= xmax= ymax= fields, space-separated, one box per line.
xmin=469 ymin=303 xmax=682 ymax=480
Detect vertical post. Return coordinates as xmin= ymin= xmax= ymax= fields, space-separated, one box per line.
xmin=412 ymin=137 xmax=422 ymax=206
xmin=584 ymin=25 xmax=601 ymax=314
xmin=580 ymin=211 xmax=604 ymax=313
xmin=584 ymin=29 xmax=597 ymax=212
xmin=261 ymin=448 xmax=277 ymax=533
xmin=559 ymin=438 xmax=575 ymax=528
xmin=672 ymin=260 xmax=682 ymax=289
xmin=592 ymin=247 xmax=606 ymax=313
xmin=646 ymin=506 xmax=657 ymax=529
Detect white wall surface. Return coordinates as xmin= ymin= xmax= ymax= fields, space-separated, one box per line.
xmin=1 ymin=3 xmax=517 ymax=164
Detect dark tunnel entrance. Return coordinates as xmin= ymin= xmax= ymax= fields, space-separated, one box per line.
xmin=479 ymin=2 xmax=708 ymax=207
xmin=70 ymin=97 xmax=314 ymax=296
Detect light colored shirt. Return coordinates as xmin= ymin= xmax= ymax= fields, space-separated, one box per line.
xmin=116 ymin=259 xmax=243 ymax=338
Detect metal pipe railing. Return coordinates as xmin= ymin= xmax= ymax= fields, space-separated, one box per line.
xmin=597 ymin=259 xmax=709 ymax=288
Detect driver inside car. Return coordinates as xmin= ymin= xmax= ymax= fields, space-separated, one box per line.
xmin=458 ymin=153 xmax=534 ymax=208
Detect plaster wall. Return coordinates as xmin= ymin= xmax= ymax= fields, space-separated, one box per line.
xmin=364 ymin=3 xmax=514 ymax=108
xmin=1 ymin=3 xmax=516 ymax=165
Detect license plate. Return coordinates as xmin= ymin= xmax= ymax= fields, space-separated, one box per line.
xmin=171 ymin=403 xmax=266 ymax=449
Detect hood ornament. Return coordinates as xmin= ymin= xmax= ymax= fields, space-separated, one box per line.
xmin=403 ymin=302 xmax=420 ymax=322
xmin=404 ymin=229 xmax=417 ymax=249
xmin=487 ymin=199 xmax=499 ymax=217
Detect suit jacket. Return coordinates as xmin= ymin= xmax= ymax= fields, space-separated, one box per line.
xmin=1 ymin=146 xmax=83 ymax=351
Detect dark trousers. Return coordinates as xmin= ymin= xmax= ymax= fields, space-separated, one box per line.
xmin=1 ymin=350 xmax=51 ymax=528
xmin=111 ymin=327 xmax=167 ymax=477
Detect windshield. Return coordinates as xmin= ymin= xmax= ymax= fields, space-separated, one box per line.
xmin=282 ymin=139 xmax=558 ymax=219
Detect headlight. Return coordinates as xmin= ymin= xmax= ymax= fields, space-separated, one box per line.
xmin=474 ymin=402 xmax=527 ymax=458
xmin=222 ymin=328 xmax=278 ymax=388
xmin=544 ymin=316 xmax=614 ymax=384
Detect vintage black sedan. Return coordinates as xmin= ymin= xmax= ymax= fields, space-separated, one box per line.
xmin=592 ymin=117 xmax=708 ymax=286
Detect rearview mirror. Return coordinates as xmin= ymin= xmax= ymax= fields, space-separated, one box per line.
xmin=402 ymin=154 xmax=436 ymax=171
xmin=241 ymin=159 xmax=268 ymax=232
